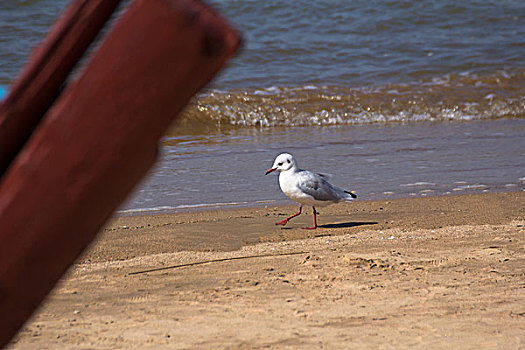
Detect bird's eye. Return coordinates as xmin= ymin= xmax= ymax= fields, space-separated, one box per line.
xmin=278 ymin=162 xmax=283 ymax=166
xmin=287 ymin=159 xmax=291 ymax=163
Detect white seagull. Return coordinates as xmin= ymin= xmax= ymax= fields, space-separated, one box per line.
xmin=265 ymin=153 xmax=357 ymax=229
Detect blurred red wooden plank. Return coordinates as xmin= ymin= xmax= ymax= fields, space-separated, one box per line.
xmin=0 ymin=0 xmax=123 ymax=176
xmin=0 ymin=0 xmax=240 ymax=346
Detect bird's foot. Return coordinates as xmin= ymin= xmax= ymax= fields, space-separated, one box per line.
xmin=302 ymin=226 xmax=317 ymax=230
xmin=275 ymin=219 xmax=288 ymax=226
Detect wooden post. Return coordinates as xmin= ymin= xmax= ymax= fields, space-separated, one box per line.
xmin=0 ymin=0 xmax=240 ymax=346
xmin=0 ymin=0 xmax=124 ymax=175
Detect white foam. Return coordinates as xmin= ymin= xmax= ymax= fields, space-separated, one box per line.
xmin=118 ymin=201 xmax=249 ymax=215
xmin=452 ymin=184 xmax=488 ymax=191
xmin=400 ymin=182 xmax=436 ymax=187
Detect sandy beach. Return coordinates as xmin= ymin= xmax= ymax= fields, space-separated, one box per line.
xmin=7 ymin=192 xmax=525 ymax=349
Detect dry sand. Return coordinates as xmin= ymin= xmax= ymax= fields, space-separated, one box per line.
xmin=7 ymin=192 xmax=525 ymax=349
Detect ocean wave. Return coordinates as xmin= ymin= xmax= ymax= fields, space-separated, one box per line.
xmin=117 ymin=201 xmax=252 ymax=215
xmin=172 ymin=69 xmax=524 ymax=132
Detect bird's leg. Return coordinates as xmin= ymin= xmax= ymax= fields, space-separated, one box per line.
xmin=275 ymin=206 xmax=302 ymax=226
xmin=303 ymin=206 xmax=318 ymax=230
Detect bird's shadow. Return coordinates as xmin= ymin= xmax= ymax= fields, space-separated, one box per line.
xmin=280 ymin=221 xmax=377 ymax=230
xmin=319 ymin=221 xmax=378 ymax=229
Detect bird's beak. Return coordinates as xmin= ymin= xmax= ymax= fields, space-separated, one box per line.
xmin=265 ymin=168 xmax=276 ymax=175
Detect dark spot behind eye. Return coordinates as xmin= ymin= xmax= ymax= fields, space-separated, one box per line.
xmin=287 ymin=159 xmax=291 ymax=163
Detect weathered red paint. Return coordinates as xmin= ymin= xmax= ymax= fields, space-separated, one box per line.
xmin=0 ymin=0 xmax=124 ymax=175
xmin=0 ymin=0 xmax=240 ymax=346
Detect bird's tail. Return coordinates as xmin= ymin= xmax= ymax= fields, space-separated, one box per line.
xmin=344 ymin=190 xmax=357 ymax=200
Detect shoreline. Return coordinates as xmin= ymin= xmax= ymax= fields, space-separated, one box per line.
xmin=116 ymin=187 xmax=523 ymax=218
xmin=87 ymin=191 xmax=523 ymax=263
xmin=8 ymin=191 xmax=525 ymax=349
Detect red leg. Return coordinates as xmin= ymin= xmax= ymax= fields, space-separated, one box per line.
xmin=303 ymin=206 xmax=318 ymax=230
xmin=275 ymin=206 xmax=302 ymax=226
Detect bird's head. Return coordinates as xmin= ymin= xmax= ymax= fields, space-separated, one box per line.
xmin=265 ymin=153 xmax=297 ymax=175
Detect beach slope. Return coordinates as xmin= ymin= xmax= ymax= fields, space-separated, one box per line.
xmin=8 ymin=192 xmax=525 ymax=349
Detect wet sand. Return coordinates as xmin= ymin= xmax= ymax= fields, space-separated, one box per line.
xmin=7 ymin=192 xmax=525 ymax=349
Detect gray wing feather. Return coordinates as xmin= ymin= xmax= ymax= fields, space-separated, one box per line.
xmin=316 ymin=172 xmax=333 ymax=181
xmin=296 ymin=170 xmax=342 ymax=202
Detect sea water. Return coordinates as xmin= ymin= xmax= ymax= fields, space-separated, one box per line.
xmin=1 ymin=0 xmax=524 ymax=213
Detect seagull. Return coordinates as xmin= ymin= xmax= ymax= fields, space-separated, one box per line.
xmin=265 ymin=153 xmax=357 ymax=229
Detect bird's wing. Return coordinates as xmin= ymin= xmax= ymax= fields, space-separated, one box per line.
xmin=316 ymin=172 xmax=333 ymax=181
xmin=296 ymin=170 xmax=341 ymax=202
